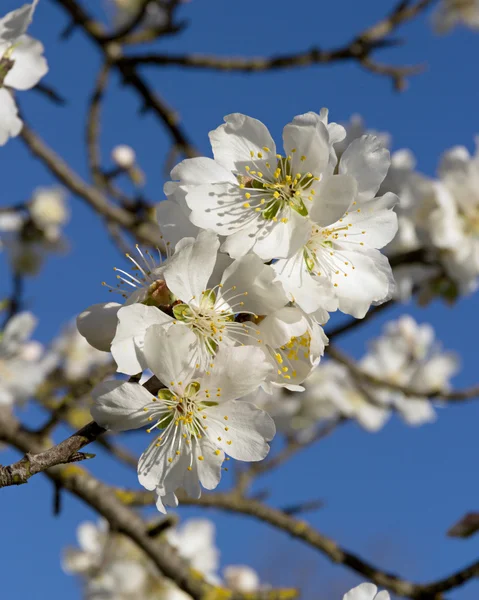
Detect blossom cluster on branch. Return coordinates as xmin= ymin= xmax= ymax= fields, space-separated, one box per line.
xmin=0 ymin=1 xmax=478 ymax=600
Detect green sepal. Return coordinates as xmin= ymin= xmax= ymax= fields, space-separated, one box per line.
xmin=173 ymin=303 xmax=192 ymax=321
xmin=290 ymin=198 xmax=308 ymax=217
xmin=185 ymin=381 xmax=200 ymax=397
xmin=303 ymin=249 xmax=315 ymax=273
xmin=262 ymin=200 xmax=281 ymax=220
xmin=157 ymin=389 xmax=176 ymax=401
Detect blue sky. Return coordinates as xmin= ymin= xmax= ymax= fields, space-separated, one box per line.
xmin=0 ymin=0 xmax=478 ymax=598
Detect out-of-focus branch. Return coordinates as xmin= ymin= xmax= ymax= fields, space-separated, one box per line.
xmin=121 ymin=488 xmax=479 ymax=599
xmin=325 ymin=300 xmax=394 ymax=339
xmin=86 ymin=62 xmax=137 ymax=210
xmin=50 ymin=0 xmax=197 ymax=157
xmin=235 ymin=417 xmax=345 ymax=495
xmin=448 ymin=512 xmax=479 ymax=538
xmin=1 ymin=406 xmax=475 ymax=599
xmin=20 ymin=122 xmax=162 ymax=246
xmin=2 ymin=272 xmax=24 ymax=327
xmin=0 ymin=409 xmax=298 ymax=600
xmin=327 ymin=345 xmax=479 ymax=402
xmin=121 ymin=0 xmax=436 ymax=89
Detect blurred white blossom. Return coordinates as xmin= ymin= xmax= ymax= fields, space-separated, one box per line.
xmin=0 ymin=312 xmax=54 ymax=406
xmin=433 ymin=0 xmax=479 ymax=33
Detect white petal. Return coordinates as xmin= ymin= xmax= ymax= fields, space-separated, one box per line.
xmin=330 ymin=248 xmax=395 ymax=318
xmin=220 ymin=254 xmax=287 ymax=314
xmin=0 ymin=88 xmax=22 ymax=145
xmin=274 ymin=251 xmax=338 ymax=316
xmin=0 ymin=1 xmax=38 ymax=43
xmin=156 ymin=198 xmax=199 ymax=247
xmin=209 ymin=113 xmax=276 ymax=172
xmin=139 ymin=435 xmax=176 ymax=491
xmin=170 ymin=156 xmax=235 ymax=184
xmin=3 ymin=311 xmax=36 ymax=350
xmin=199 ymin=346 xmax=273 ymax=402
xmin=76 ymin=302 xmax=121 ymax=352
xmin=343 ymin=583 xmax=379 ymax=600
xmin=163 ymin=230 xmax=219 ymax=302
xmin=77 ymin=521 xmax=102 ymax=555
xmin=309 ymin=174 xmax=357 ymax=226
xmin=248 ymin=209 xmax=311 ymax=261
xmin=196 ymin=436 xmax=224 ymax=489
xmin=5 ymin=35 xmax=47 ymax=90
xmin=111 ymin=304 xmax=172 ymax=375
xmin=185 ymin=182 xmax=253 ymax=236
xmin=155 ymin=490 xmax=178 ymax=514
xmin=257 ymin=306 xmax=309 ymax=348
xmin=345 ymin=193 xmax=398 ymax=249
xmin=205 ymin=401 xmax=275 ymax=461
xmin=340 ymin=135 xmax=390 ymax=202
xmin=143 ymin=324 xmax=198 ymax=390
xmin=91 ymin=380 xmax=154 ymax=431
xmin=282 ymin=119 xmax=330 ymax=176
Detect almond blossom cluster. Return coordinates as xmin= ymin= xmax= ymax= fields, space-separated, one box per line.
xmin=77 ymin=110 xmax=399 ymax=512
xmin=63 ymin=519 xmax=386 ymax=600
xmin=0 ymin=186 xmax=69 ymax=275
xmin=63 ymin=517 xmax=263 ymax=600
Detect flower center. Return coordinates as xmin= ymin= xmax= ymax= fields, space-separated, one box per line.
xmin=237 ymin=150 xmax=320 ymax=222
xmin=172 ymin=286 xmax=261 ymax=357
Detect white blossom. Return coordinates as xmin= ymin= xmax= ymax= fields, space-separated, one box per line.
xmin=53 ymin=322 xmax=111 ymax=381
xmin=111 ymin=144 xmax=136 ymax=170
xmin=426 ymin=140 xmax=479 ymax=292
xmin=29 ymin=186 xmax=69 ymax=242
xmin=63 ymin=517 xmax=220 ymax=600
xmin=80 ymin=230 xmax=288 ymax=375
xmin=360 ymin=315 xmax=459 ymax=425
xmin=223 ymin=565 xmax=260 ymax=592
xmin=303 ymin=361 xmax=390 ymax=432
xmin=167 ymin=111 xmax=355 ymax=261
xmin=0 ymin=312 xmax=53 ymax=406
xmin=274 ymin=133 xmax=398 ymax=319
xmin=0 ymin=0 xmax=48 ymax=145
xmin=254 ymin=306 xmax=327 ymax=391
xmin=166 ymin=519 xmax=219 ymax=583
xmin=91 ymin=326 xmax=275 ymax=511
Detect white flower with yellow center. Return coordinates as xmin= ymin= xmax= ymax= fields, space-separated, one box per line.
xmin=104 ymin=230 xmax=288 ymax=375
xmin=254 ymin=306 xmax=327 ymax=391
xmin=91 ymin=326 xmax=275 ymax=512
xmin=167 ymin=112 xmax=357 ymax=260
xmin=0 ymin=0 xmax=48 ymax=145
xmin=274 ymin=136 xmax=398 ymax=319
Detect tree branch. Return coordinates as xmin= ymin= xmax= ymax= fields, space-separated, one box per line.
xmin=327 ymin=345 xmax=479 ymax=402
xmin=20 ymin=121 xmax=163 ymax=246
xmin=0 ymin=409 xmax=298 ymax=600
xmin=122 ymin=489 xmax=479 ymax=600
xmin=121 ymin=0 xmax=436 ymax=89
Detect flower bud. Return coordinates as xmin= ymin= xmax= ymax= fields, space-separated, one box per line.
xmin=111 ymin=145 xmax=136 ymax=170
